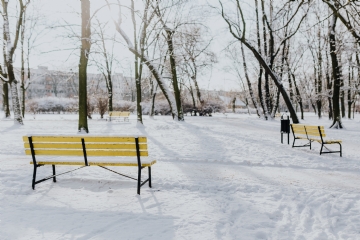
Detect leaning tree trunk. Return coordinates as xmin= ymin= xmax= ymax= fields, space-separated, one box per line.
xmin=240 ymin=39 xmax=300 ymax=123
xmin=329 ymin=11 xmax=342 ymax=128
xmin=78 ymin=0 xmax=91 ymax=133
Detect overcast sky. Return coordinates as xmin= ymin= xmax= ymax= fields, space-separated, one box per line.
xmin=10 ymin=0 xmax=242 ymax=91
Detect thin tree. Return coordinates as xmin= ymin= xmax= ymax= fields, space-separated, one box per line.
xmin=78 ymin=0 xmax=91 ymax=132
xmin=0 ymin=0 xmax=29 ymax=124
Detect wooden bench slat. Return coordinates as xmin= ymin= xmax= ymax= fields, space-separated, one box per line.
xmin=25 ymin=149 xmax=84 ymax=156
xmin=25 ymin=149 xmax=149 ymax=157
xmin=22 ymin=136 xmax=147 ymax=143
xmin=24 ymin=143 xmax=148 ymax=150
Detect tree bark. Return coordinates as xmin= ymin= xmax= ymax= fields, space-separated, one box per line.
xmin=166 ymin=30 xmax=184 ymax=121
xmin=329 ymin=9 xmax=342 ymax=128
xmin=2 ymin=81 xmax=10 ymax=117
xmin=78 ymin=0 xmax=91 ymax=133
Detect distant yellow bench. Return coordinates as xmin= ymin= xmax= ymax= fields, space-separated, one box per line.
xmin=275 ymin=113 xmax=282 ymax=118
xmin=23 ymin=135 xmax=156 ymax=194
xmin=290 ymin=124 xmax=342 ymax=156
xmin=107 ymin=111 xmax=130 ymax=122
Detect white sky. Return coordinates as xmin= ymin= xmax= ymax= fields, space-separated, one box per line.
xmin=9 ymin=0 xmax=242 ymax=91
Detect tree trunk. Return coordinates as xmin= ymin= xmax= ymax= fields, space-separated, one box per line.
xmin=291 ymin=73 xmax=304 ymax=120
xmin=150 ymin=81 xmax=158 ymax=117
xmin=232 ymin=97 xmax=236 ymax=113
xmin=131 ymin=0 xmax=142 ymax=124
xmin=1 ymin=0 xmax=25 ymax=124
xmin=347 ymin=66 xmax=352 ymax=119
xmin=2 ymin=81 xmax=10 ymax=117
xmin=326 ymin=50 xmax=333 ymax=120
xmin=255 ymin=0 xmax=267 ymax=119
xmin=329 ymin=10 xmax=342 ymax=128
xmin=20 ymin=13 xmax=26 ymax=118
xmin=240 ymin=42 xmax=260 ymax=117
xmin=78 ymin=0 xmax=91 ymax=133
xmin=261 ymin=0 xmax=271 ymax=114
xmin=166 ymin=30 xmax=184 ymax=121
xmin=317 ymin=30 xmax=323 ymax=119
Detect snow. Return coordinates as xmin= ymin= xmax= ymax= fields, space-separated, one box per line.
xmin=1 ymin=112 xmax=360 ymax=239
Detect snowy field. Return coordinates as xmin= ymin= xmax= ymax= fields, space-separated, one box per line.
xmin=1 ymin=112 xmax=360 ymax=240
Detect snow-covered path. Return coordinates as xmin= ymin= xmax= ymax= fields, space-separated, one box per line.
xmin=1 ymin=113 xmax=360 ymax=239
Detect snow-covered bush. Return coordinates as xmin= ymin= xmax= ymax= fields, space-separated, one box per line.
xmin=113 ymin=100 xmax=136 ymax=112
xmin=26 ymin=97 xmax=78 ymax=114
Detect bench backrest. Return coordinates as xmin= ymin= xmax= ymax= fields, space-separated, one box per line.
xmin=23 ymin=136 xmax=148 ymax=157
xmin=304 ymin=126 xmax=326 ymax=138
xmin=109 ymin=111 xmax=130 ymax=117
xmin=290 ymin=124 xmax=307 ymax=136
xmin=291 ymin=124 xmax=326 ymax=138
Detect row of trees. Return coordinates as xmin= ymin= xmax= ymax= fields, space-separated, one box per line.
xmin=219 ymin=0 xmax=360 ymax=128
xmin=1 ymin=0 xmax=359 ymax=132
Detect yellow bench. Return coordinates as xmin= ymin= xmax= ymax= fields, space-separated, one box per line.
xmin=107 ymin=111 xmax=130 ymax=122
xmin=275 ymin=113 xmax=282 ymax=118
xmin=290 ymin=124 xmax=342 ymax=156
xmin=23 ymin=135 xmax=156 ymax=194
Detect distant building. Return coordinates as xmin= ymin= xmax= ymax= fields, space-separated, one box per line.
xmin=13 ymin=66 xmax=136 ymax=101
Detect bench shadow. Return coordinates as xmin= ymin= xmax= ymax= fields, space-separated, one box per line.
xmin=1 ymin=202 xmax=175 ymax=239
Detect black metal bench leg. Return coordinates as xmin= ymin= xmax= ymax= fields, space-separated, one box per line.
xmin=320 ymin=143 xmax=323 ymax=155
xmin=148 ymin=167 xmax=152 ymax=188
xmin=339 ymin=143 xmax=342 ymax=157
xmin=32 ymin=164 xmax=37 ymax=190
xmin=137 ymin=167 xmax=141 ymax=195
xmin=52 ymin=165 xmax=57 ymax=182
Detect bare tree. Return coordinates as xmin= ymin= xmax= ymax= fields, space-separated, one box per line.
xmin=92 ymin=19 xmax=115 ymax=113
xmin=106 ymin=0 xmax=179 ymax=119
xmin=1 ymin=0 xmax=30 ymax=124
xmin=178 ymin=25 xmax=217 ymax=111
xmin=218 ymin=0 xmax=310 ymax=123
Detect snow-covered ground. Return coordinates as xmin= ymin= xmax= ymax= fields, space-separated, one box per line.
xmin=1 ymin=112 xmax=360 ymax=239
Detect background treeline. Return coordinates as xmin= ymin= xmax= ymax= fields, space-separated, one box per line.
xmin=0 ymin=0 xmax=359 ymax=130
